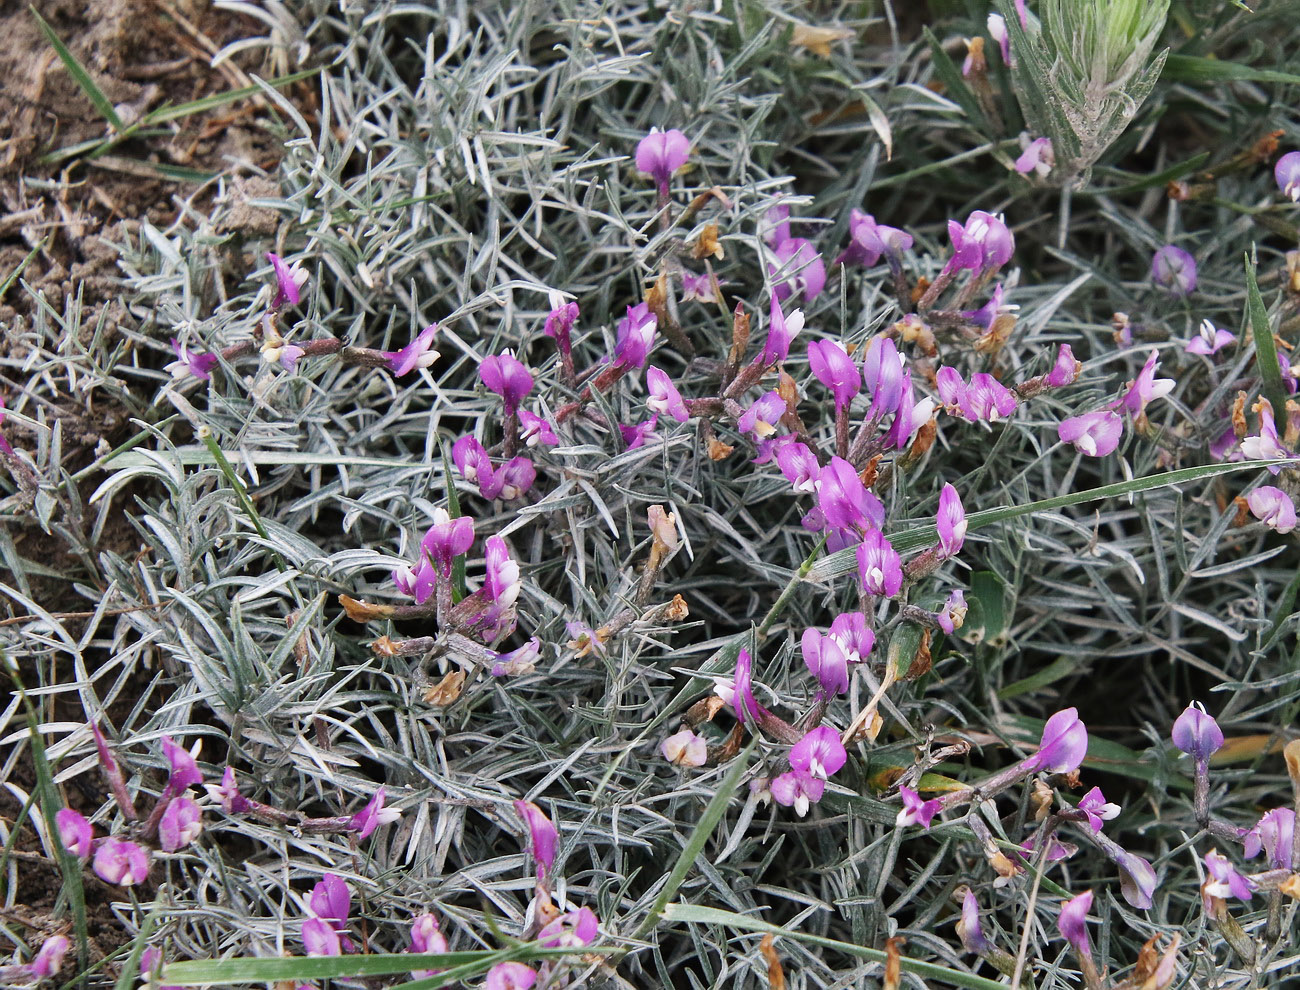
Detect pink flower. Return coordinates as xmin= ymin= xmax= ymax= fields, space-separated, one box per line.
xmin=166 ymin=339 xmax=219 ymax=381
xmin=1034 ymin=708 xmax=1088 ymax=773
xmin=936 ymin=484 xmax=967 ymax=558
xmin=1203 ymin=849 xmax=1253 ymax=909
xmin=862 ymin=336 xmax=905 ymax=420
xmin=615 ymin=303 xmax=657 ymax=368
xmin=937 ymin=588 xmax=968 ymax=634
xmin=408 ymin=913 xmax=447 ymax=978
xmin=27 ymin=934 xmax=70 ymax=979
xmin=769 ymin=236 xmax=826 ymax=303
xmin=801 ymin=628 xmax=850 ymax=697
xmin=960 ymin=373 xmax=1017 ymax=422
xmin=1240 ymin=402 xmax=1293 ymax=472
xmin=775 ymin=440 xmax=820 ymax=492
xmin=936 ymin=366 xmax=966 ymax=409
xmin=788 ymin=726 xmax=847 ymax=780
xmin=730 ymin=649 xmax=770 ymax=727
xmin=1242 ymin=807 xmax=1295 ymax=870
xmin=383 ymin=324 xmax=440 ymax=376
xmin=302 ymin=917 xmax=341 ymax=957
xmin=738 ymin=391 xmax=787 ymax=440
xmin=895 ymin=785 xmax=942 ymax=829
xmin=349 ymin=787 xmax=400 ymax=839
xmin=761 ymin=295 xmax=806 ymax=365
xmin=266 ymin=252 xmax=308 ymax=308
xmin=680 ymin=271 xmax=719 ymax=302
xmin=1247 ymin=485 xmax=1297 ymax=533
xmin=480 ymin=352 xmax=534 ymax=412
xmin=945 ymin=211 xmax=1014 ymax=275
xmin=310 ymin=874 xmax=352 ymax=931
xmin=956 ymin=890 xmax=988 ymax=954
xmin=544 ymin=295 xmax=579 ymax=348
xmin=1058 ymin=409 xmax=1123 ymax=457
xmin=1151 ymin=245 xmax=1196 ymax=296
xmin=1277 ymin=150 xmax=1300 ymax=201
xmin=518 ymin=409 xmax=558 ymax=447
xmin=807 ymin=339 xmax=860 ymax=411
xmin=1046 ymin=344 xmax=1079 ymax=387
xmin=204 ymin=766 xmax=251 ymax=814
xmin=816 ymin=456 xmax=885 ymax=540
xmin=1172 ymin=702 xmax=1223 ymax=763
xmin=93 ymin=836 xmax=151 ymax=886
xmin=1118 ymin=350 xmax=1175 ymax=416
xmin=835 ymin=209 xmax=912 ymax=267
xmin=420 ymin=508 xmax=475 ymax=576
xmin=769 ymin=771 xmax=825 ymax=817
xmin=635 ymin=128 xmax=691 ymax=193
xmin=539 ymin=906 xmax=599 ymax=948
xmin=856 ymin=528 xmax=903 ymax=598
xmin=56 ymin=808 xmax=93 ymax=858
xmin=661 ymin=729 xmax=707 ymax=768
xmin=485 ymin=961 xmax=537 ymax=990
xmin=491 ymin=638 xmax=540 ymax=677
xmin=646 ymin=367 xmax=689 ymax=421
xmin=1077 ymin=787 xmax=1120 ymax=833
xmin=828 ymin=611 xmax=874 ymax=664
xmin=987 ymin=13 xmax=1012 ymax=64
xmin=1057 ymin=890 xmax=1093 ymax=960
xmin=1185 ymin=319 xmax=1235 ymax=356
xmin=162 ymin=736 xmax=203 ymax=793
xmin=159 ymin=796 xmax=203 ymax=852
xmin=1014 ymin=136 xmax=1054 ymax=177
xmin=514 ymin=800 xmax=558 ymax=880
xmin=620 ymin=416 xmax=660 ymax=450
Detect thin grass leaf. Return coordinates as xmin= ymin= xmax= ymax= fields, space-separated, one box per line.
xmin=29 ymin=5 xmax=125 ymax=132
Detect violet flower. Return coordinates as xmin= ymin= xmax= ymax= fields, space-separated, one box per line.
xmin=302 ymin=917 xmax=341 ymax=957
xmin=885 ymin=371 xmax=934 ymax=450
xmin=1057 ymin=890 xmax=1093 ymax=961
xmin=775 ymin=440 xmax=820 ymax=492
xmin=937 ymin=589 xmax=968 ymax=634
xmin=956 ymin=890 xmax=989 ymax=954
xmin=350 ymin=786 xmax=400 ymax=839
xmin=960 ymin=373 xmax=1017 ymax=422
xmin=1172 ymin=702 xmax=1224 ymax=763
xmin=807 ymin=339 xmax=860 ymax=412
xmin=267 ymin=252 xmax=308 ymax=308
xmin=635 ymin=128 xmax=691 ymax=194
xmin=1152 ymin=245 xmax=1197 ymax=296
xmin=835 ymin=209 xmax=912 ymax=268
xmin=309 ymin=874 xmax=352 ymax=936
xmin=383 ymin=324 xmax=440 ymax=376
xmin=162 ymin=736 xmax=203 ymax=794
xmin=936 ymin=366 xmax=966 ymax=409
xmin=482 ymin=536 xmax=521 ymax=611
xmin=1099 ymin=837 xmax=1157 ymax=909
xmin=615 ymin=302 xmax=657 ymax=368
xmin=828 ymin=612 xmax=874 ymax=663
xmin=494 ymin=456 xmax=536 ymax=500
xmin=802 ymin=628 xmax=850 ymax=697
xmin=661 ymin=728 xmax=707 ymax=768
xmin=945 ymin=211 xmax=1014 ymax=275
xmin=452 ymin=436 xmax=495 ymax=492
xmin=961 ymin=283 xmax=1010 ymax=333
xmin=789 ymin=726 xmax=847 ymax=780
xmin=166 ymin=339 xmax=219 ymax=381
xmin=1203 ymin=849 xmax=1253 ymax=909
xmin=491 ymin=638 xmax=541 ymax=677
xmin=1058 ymin=409 xmax=1123 ymax=457
xmin=1077 ymin=787 xmax=1120 ymax=833
xmin=769 ymin=236 xmax=826 ymax=303
xmin=987 ymin=13 xmax=1011 ymax=63
xmin=896 ymin=785 xmax=942 ymax=829
xmin=26 ymin=935 xmax=70 ymax=980
xmin=680 ymin=271 xmax=719 ymax=302
xmin=56 ymin=808 xmax=93 ymax=858
xmin=1242 ymin=807 xmax=1295 ymax=870
xmin=514 ymin=800 xmax=557 ymax=880
xmin=1241 ymin=402 xmax=1293 ymax=471
xmin=1275 ymin=150 xmax=1300 ymax=201
xmin=486 ymin=962 xmax=538 ymax=990
xmin=1118 ymin=350 xmax=1175 ymax=416
xmin=204 ymin=766 xmax=251 ymax=814
xmin=518 ymin=409 xmax=558 ymax=447
xmin=1046 ymin=344 xmax=1079 ymax=387
xmin=738 ymin=391 xmax=787 ymax=440
xmin=816 ymin=456 xmax=885 ymax=549
xmin=544 ymin=294 xmax=579 ymax=348
xmin=936 ymin=483 xmax=967 ymax=558
xmin=620 ymin=416 xmax=660 ymax=450
xmin=480 ymin=352 xmax=534 ymax=413
xmin=646 ymin=367 xmax=689 ymax=422
xmin=539 ymin=906 xmax=599 ymax=948
xmin=1247 ymin=486 xmax=1297 ymax=533
xmin=93 ymin=836 xmax=151 ymax=886
xmin=856 ymin=528 xmax=903 ymax=598
xmin=1014 ymin=137 xmax=1054 ymax=177
xmin=1033 ymin=708 xmax=1088 ymax=773
xmin=862 ymin=336 xmax=905 ymax=420
xmin=731 ymin=649 xmax=770 ymax=727
xmin=1185 ymin=319 xmax=1235 ymax=356
xmin=770 ymin=771 xmax=825 ymax=817
xmin=409 ymin=913 xmax=448 ymax=978
xmin=159 ymin=796 xmax=203 ymax=852
xmin=421 ymin=508 xmax=475 ymax=577
xmin=761 ymin=294 xmax=806 ymax=365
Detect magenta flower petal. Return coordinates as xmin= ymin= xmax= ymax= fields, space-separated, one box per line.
xmin=1171 ymin=702 xmax=1224 ymax=762
xmin=1152 ymin=245 xmax=1196 ymax=296
xmin=936 ymin=483 xmax=967 ymax=558
xmin=302 ymin=917 xmax=341 ymax=957
xmin=1247 ymin=485 xmax=1297 ymax=533
xmin=383 ymin=324 xmax=440 ymax=376
xmin=646 ymin=366 xmax=689 ymax=422
xmin=1035 ymin=708 xmax=1088 ymax=773
xmin=856 ymin=528 xmax=903 ymax=598
xmin=1058 ymin=409 xmax=1123 ymax=457
xmin=1057 ymin=890 xmax=1093 ymax=960
xmin=788 ymin=726 xmax=847 ymax=779
xmin=1276 ymin=150 xmax=1300 ymax=201
xmin=266 ymin=252 xmax=308 ymax=308
xmin=635 ymin=128 xmax=691 ymax=192
xmin=485 ymin=962 xmax=537 ymax=990
xmin=93 ymin=836 xmax=151 ymax=886
xmin=56 ymin=807 xmax=93 ymax=858
xmin=159 ymin=795 xmax=203 ymax=852
xmin=480 ymin=352 xmax=534 ymax=412
xmin=769 ymin=770 xmax=825 ymax=817
xmin=895 ymin=785 xmax=942 ymax=829
xmin=514 ymin=800 xmax=558 ymax=880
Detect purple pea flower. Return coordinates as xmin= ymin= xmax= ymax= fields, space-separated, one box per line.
xmin=775 ymin=440 xmax=820 ymax=492
xmin=1172 ymin=702 xmax=1224 ymax=763
xmin=988 ymin=15 xmax=1011 ymax=65
xmin=937 ymin=588 xmax=968 ymax=634
xmin=1247 ymin=485 xmax=1297 ymax=533
xmin=620 ymin=415 xmax=660 ymax=450
xmin=159 ymin=796 xmax=203 ymax=852
xmin=956 ymin=890 xmax=989 ymax=954
xmin=56 ymin=808 xmax=93 ymax=858
xmin=539 ymin=906 xmax=599 ymax=948
xmin=761 ymin=294 xmax=806 ymax=366
xmin=452 ymin=435 xmax=494 ymax=491
xmin=1077 ymin=787 xmax=1120 ymax=833
xmin=302 ymin=917 xmax=341 ymax=957
xmin=1203 ymin=849 xmax=1253 ymax=909
xmin=661 ymin=728 xmax=707 ymax=768
xmin=1046 ymin=344 xmax=1079 ymax=387
xmin=392 ymin=558 xmax=436 ymax=606
xmin=862 ymin=336 xmax=905 ymax=420
xmin=350 ymin=787 xmax=400 ymax=839
xmin=544 ymin=294 xmax=579 ymax=348
xmin=204 ymin=766 xmax=251 ymax=814
xmin=1118 ymin=350 xmax=1175 ymax=416
xmin=635 ymin=128 xmax=691 ymax=194
xmin=615 ymin=302 xmax=657 ymax=368
xmin=1057 ymin=891 xmax=1093 ymax=961
xmin=828 ymin=612 xmax=874 ymax=663
xmin=1241 ymin=402 xmax=1293 ymax=471
xmin=493 ymin=456 xmax=536 ymax=500
xmin=739 ymin=390 xmax=787 ymax=440
xmin=26 ymin=935 xmax=70 ymax=980
xmin=1186 ymin=319 xmax=1235 ymax=356
xmin=480 ymin=352 xmax=534 ymax=413
xmin=802 ymin=628 xmax=850 ymax=697
xmin=1058 ymin=409 xmax=1123 ymax=457
xmin=731 ymin=648 xmax=770 ymax=727
xmin=885 ymin=371 xmax=934 ymax=450
xmin=162 ymin=736 xmax=203 ymax=794
xmin=856 ymin=528 xmax=903 ymax=598
xmin=835 ymin=210 xmax=913 ymax=268
xmin=946 ymin=211 xmax=1014 ymax=275
xmin=1276 ymin=150 xmax=1300 ymax=201
xmin=491 ymin=637 xmax=541 ymax=677
xmin=1093 ymin=835 xmax=1157 ymax=909
xmin=514 ymin=800 xmax=558 ymax=880
xmin=93 ymin=836 xmax=151 ymax=886
xmin=790 ymin=727 xmax=846 ymax=779
xmin=383 ymin=325 xmax=440 ymax=376
xmin=646 ymin=367 xmax=689 ymax=422
xmin=1034 ymin=708 xmax=1088 ymax=773
xmin=310 ymin=874 xmax=352 ymax=934
xmin=769 ymin=237 xmax=826 ymax=303
xmin=960 ymin=373 xmax=1018 ymax=422
xmin=166 ymin=339 xmax=219 ymax=381
xmin=807 ymin=339 xmax=860 ymax=412
xmin=895 ymin=785 xmax=942 ymax=829
xmin=816 ymin=457 xmax=885 ymax=549
xmin=266 ymin=252 xmax=308 ymax=308
xmin=936 ymin=366 xmax=966 ymax=409
xmin=936 ymin=483 xmax=967 ymax=558
xmin=770 ymin=771 xmax=825 ymax=817
xmin=518 ymin=409 xmax=558 ymax=447
xmin=1242 ymin=807 xmax=1295 ymax=870
xmin=409 ymin=913 xmax=448 ymax=978
xmin=421 ymin=508 xmax=475 ymax=577
xmin=486 ymin=962 xmax=538 ymax=990
xmin=1152 ymin=245 xmax=1197 ymax=296
xmin=482 ymin=536 xmax=521 ymax=610
xmin=680 ymin=271 xmax=719 ymax=302
xmin=961 ymin=283 xmax=1009 ymax=333
xmin=1014 ymin=137 xmax=1054 ymax=177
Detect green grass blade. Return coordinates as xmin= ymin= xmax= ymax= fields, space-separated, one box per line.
xmin=662 ymin=904 xmax=1009 ymax=990
xmin=1164 ymin=54 xmax=1300 ymax=87
xmin=1244 ymin=248 xmax=1288 ymax=416
xmin=29 ymin=5 xmax=125 ymax=132
xmin=141 ymin=67 xmax=322 ymax=125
